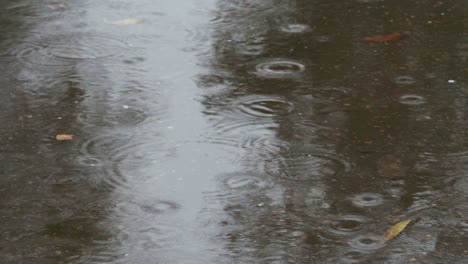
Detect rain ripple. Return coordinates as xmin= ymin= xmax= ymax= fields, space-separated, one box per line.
xmin=347 ymin=234 xmax=386 ymax=251
xmin=71 ymin=133 xmax=138 ymax=189
xmin=350 ymin=193 xmax=384 ymax=207
xmin=393 ymin=76 xmax=417 ymax=85
xmin=398 ymin=94 xmax=427 ymax=106
xmin=237 ymin=136 xmax=287 ymax=168
xmin=104 ymin=196 xmax=184 ymax=259
xmin=236 ymin=41 xmax=265 ymax=56
xmin=222 ymin=218 xmax=309 ymax=263
xmin=77 ymin=104 xmax=149 ymax=128
xmin=4 ymin=2 xmax=68 ymax=20
xmin=303 ymin=185 xmax=331 ymax=216
xmin=252 ymin=58 xmax=305 ymax=79
xmin=184 ymin=25 xmax=213 ymax=57
xmin=339 ymin=249 xmax=371 ymax=263
xmin=9 ymin=34 xmax=128 ymax=70
xmin=325 ymin=215 xmax=369 ymax=236
xmin=198 ymin=132 xmax=285 ymax=172
xmin=234 ymin=95 xmax=295 ymax=118
xmin=407 ymin=190 xmax=436 ymax=215
xmin=70 ymin=239 xmax=126 ymax=264
xmin=265 ymin=148 xmax=352 ymax=182
xmin=204 ymin=172 xmax=273 ymax=204
xmin=114 ymin=197 xmax=180 ymax=217
xmin=132 ymin=224 xmax=184 ymax=250
xmin=139 ymin=201 xmax=180 ymax=215
xmin=210 ymin=117 xmax=278 ymax=136
xmin=206 ymin=1 xmax=272 ymax=24
xmin=207 ymin=95 xmax=295 ymax=139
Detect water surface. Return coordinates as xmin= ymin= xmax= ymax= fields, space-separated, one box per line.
xmin=0 ymin=0 xmax=467 ymax=263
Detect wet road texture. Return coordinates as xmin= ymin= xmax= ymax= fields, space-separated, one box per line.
xmin=0 ymin=0 xmax=467 ymax=263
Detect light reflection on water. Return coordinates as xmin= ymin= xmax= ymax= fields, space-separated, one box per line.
xmin=0 ymin=0 xmax=467 ymax=263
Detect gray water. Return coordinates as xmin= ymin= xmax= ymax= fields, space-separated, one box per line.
xmin=0 ymin=0 xmax=467 ymax=263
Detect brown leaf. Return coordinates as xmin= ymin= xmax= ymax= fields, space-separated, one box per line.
xmin=384 ymin=219 xmax=411 ymax=240
xmin=56 ymin=134 xmax=73 ymax=141
xmin=361 ymin=32 xmax=404 ymax=43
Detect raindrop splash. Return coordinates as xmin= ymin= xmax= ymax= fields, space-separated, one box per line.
xmin=350 ymin=193 xmax=384 ymax=207
xmin=398 ymin=94 xmax=427 ymax=106
xmin=253 ymin=59 xmax=305 ymax=79
xmin=393 ymin=76 xmax=417 ymax=85
xmin=326 ymin=215 xmax=369 ymax=236
xmin=348 ymin=234 xmax=386 ymax=251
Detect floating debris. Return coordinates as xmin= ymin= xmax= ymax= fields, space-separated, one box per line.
xmin=56 ymin=134 xmax=73 ymax=141
xmin=111 ymin=18 xmax=143 ymax=25
xmin=361 ymin=32 xmax=404 ymax=43
xmin=384 ymin=219 xmax=411 ymax=240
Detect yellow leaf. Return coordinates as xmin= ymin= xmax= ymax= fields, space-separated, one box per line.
xmin=48 ymin=3 xmax=66 ymax=10
xmin=56 ymin=134 xmax=73 ymax=141
xmin=384 ymin=219 xmax=411 ymax=240
xmin=111 ymin=18 xmax=143 ymax=25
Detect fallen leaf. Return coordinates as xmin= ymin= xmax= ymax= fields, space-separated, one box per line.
xmin=48 ymin=3 xmax=66 ymax=10
xmin=111 ymin=18 xmax=143 ymax=25
xmin=384 ymin=219 xmax=411 ymax=240
xmin=361 ymin=32 xmax=404 ymax=43
xmin=56 ymin=134 xmax=73 ymax=141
